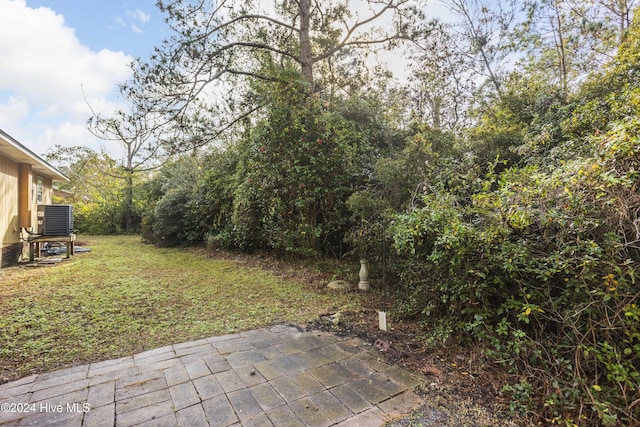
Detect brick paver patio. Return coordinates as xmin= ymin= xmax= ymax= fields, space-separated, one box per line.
xmin=0 ymin=325 xmax=425 ymax=426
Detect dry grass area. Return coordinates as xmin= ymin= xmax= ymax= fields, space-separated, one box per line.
xmin=0 ymin=235 xmax=362 ymax=384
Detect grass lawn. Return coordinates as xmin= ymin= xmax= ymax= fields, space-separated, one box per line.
xmin=0 ymin=235 xmax=363 ymax=384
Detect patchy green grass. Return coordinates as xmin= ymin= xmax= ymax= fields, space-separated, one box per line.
xmin=0 ymin=235 xmax=361 ymax=383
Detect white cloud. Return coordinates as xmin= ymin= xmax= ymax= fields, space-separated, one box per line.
xmin=112 ymin=9 xmax=151 ymax=34
xmin=40 ymin=121 xmax=103 ymax=153
xmin=0 ymin=95 xmax=30 ymax=123
xmin=0 ymin=0 xmax=134 ymax=155
xmin=112 ymin=16 xmax=126 ymax=28
xmin=0 ymin=1 xmax=132 ymax=106
xmin=128 ymin=9 xmax=150 ymax=25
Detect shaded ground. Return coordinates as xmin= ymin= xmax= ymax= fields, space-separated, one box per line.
xmin=209 ymin=249 xmax=530 ymax=426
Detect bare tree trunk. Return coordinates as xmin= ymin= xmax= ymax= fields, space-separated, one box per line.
xmin=598 ymin=0 xmax=635 ymax=41
xmin=447 ymin=0 xmax=506 ymax=97
xmin=299 ymin=0 xmax=314 ymax=89
xmin=551 ymin=0 xmax=568 ymax=93
xmin=124 ymin=170 xmax=134 ymax=233
xmin=432 ymin=96 xmax=442 ymax=130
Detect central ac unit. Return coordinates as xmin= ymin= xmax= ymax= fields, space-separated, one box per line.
xmin=37 ymin=204 xmax=74 ymax=236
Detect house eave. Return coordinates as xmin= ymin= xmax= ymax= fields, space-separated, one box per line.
xmin=0 ymin=128 xmax=69 ymax=182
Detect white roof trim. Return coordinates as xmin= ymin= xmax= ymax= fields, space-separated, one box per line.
xmin=0 ymin=129 xmax=68 ymax=181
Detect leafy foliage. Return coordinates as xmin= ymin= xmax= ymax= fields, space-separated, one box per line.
xmin=141 ymin=149 xmax=240 ymax=247
xmin=144 ymin=70 xmax=400 ymax=256
xmin=375 ymin=22 xmax=640 ymax=424
xmin=236 ymin=76 xmax=358 ymax=254
xmin=66 ymin=2 xmax=640 ymax=424
xmin=47 ymin=146 xmax=142 ymax=234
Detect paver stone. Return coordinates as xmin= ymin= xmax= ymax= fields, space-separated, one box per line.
xmin=202 ymin=395 xmax=239 ymax=426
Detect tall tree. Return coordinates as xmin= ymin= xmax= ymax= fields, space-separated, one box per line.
xmin=599 ymin=0 xmax=636 ymax=36
xmin=45 ymin=146 xmax=131 ymax=234
xmin=514 ymin=0 xmax=584 ymax=92
xmin=129 ymin=0 xmax=423 ymax=150
xmin=406 ymin=19 xmax=476 ymax=132
xmin=445 ymin=0 xmax=519 ymax=97
xmin=86 ymin=83 xmax=174 ymax=232
xmin=513 ymin=0 xmax=635 ymax=92
xmin=574 ymin=0 xmax=636 ymax=44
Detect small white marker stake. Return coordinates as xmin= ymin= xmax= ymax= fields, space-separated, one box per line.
xmin=378 ymin=311 xmax=387 ymax=331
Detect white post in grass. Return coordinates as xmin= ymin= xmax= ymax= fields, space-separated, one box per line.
xmin=378 ymin=311 xmax=387 ymax=331
xmin=358 ymin=259 xmax=369 ymax=291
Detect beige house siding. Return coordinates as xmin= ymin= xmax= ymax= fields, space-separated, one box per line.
xmin=0 ymin=129 xmax=67 ymax=267
xmin=0 ymin=155 xmax=20 ymax=267
xmin=0 ymin=157 xmax=56 ymax=267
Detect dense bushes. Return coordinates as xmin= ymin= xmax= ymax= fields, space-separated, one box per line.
xmin=136 ymin=17 xmax=640 ymax=426
xmin=143 ymin=74 xmax=400 ymax=255
xmin=232 ymin=80 xmax=367 ymax=255
xmin=72 ymin=195 xmax=131 ymax=235
xmin=386 ymin=154 xmax=639 ymax=423
xmin=364 ymin=32 xmax=640 ymax=424
xmin=141 ymin=150 xmax=239 ymax=247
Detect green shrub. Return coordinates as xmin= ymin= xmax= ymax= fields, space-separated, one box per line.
xmin=224 ymin=74 xmax=375 ymax=256
xmin=386 ymin=150 xmax=640 ymax=423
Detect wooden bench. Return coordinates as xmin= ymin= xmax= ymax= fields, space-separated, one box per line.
xmin=27 ymin=234 xmax=76 ymax=261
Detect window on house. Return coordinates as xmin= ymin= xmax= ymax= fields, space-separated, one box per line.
xmin=36 ymin=177 xmax=43 ymax=203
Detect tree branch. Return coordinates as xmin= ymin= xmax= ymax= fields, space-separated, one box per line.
xmin=313 ymin=0 xmax=408 ymax=63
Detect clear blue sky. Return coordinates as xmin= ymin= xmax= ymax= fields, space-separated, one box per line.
xmin=25 ymin=0 xmax=168 ymax=59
